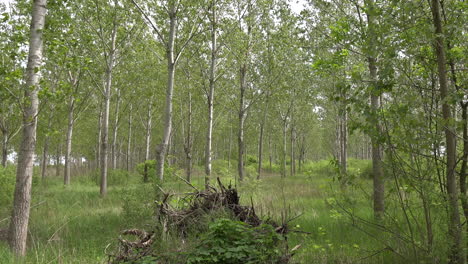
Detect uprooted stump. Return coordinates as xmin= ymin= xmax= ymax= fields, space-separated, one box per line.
xmin=108 ymin=178 xmax=300 ymax=263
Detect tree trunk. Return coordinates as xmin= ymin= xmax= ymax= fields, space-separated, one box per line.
xmin=238 ymin=64 xmax=247 ymax=182
xmin=282 ymin=120 xmax=287 ymax=178
xmin=2 ymin=132 xmax=9 ymax=167
xmin=126 ymin=103 xmax=132 ymax=171
xmin=144 ymin=105 xmax=152 ymax=183
xmin=365 ymin=0 xmax=385 ymax=219
xmin=97 ymin=105 xmax=102 ymax=170
xmin=8 ymin=0 xmax=47 ymax=256
xmin=156 ymin=5 xmax=176 ymax=182
xmin=100 ymin=20 xmax=117 ymax=197
xmin=41 ymin=118 xmax=52 ymax=180
xmin=112 ymin=88 xmax=121 ymax=170
xmin=257 ymin=123 xmax=264 ymax=179
xmin=185 ymin=92 xmax=193 ymax=183
xmin=64 ymin=97 xmax=75 ymax=185
xmin=340 ymin=110 xmax=347 ymax=174
xmin=205 ymin=2 xmax=217 ymax=188
xmin=460 ymin=103 xmax=468 ymax=236
xmin=228 ymin=121 xmax=232 ymax=169
xmin=56 ymin=142 xmax=61 ymax=177
xmin=290 ymin=123 xmax=296 ymax=177
xmin=430 ymin=0 xmax=463 ymax=262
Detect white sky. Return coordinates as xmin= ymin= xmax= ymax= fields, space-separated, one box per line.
xmin=1 ymin=0 xmax=306 ymax=13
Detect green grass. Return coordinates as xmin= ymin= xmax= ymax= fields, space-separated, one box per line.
xmin=0 ymin=160 xmax=451 ymax=263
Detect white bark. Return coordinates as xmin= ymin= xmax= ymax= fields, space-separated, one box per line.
xmin=8 ymin=0 xmax=47 ymax=256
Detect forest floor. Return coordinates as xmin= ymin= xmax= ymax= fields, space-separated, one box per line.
xmin=0 ymin=160 xmax=410 ymax=264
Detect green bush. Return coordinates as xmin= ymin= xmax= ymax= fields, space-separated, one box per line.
xmin=0 ymin=166 xmax=15 ymax=211
xmin=108 ymin=169 xmax=131 ymax=186
xmin=187 ymin=218 xmax=283 ymax=264
xmin=245 ymin=155 xmax=257 ymax=166
xmin=212 ymin=160 xmax=232 ymax=177
xmin=136 ymin=160 xmax=178 ymax=182
xmin=121 ymin=183 xmax=154 ymax=225
xmin=136 ymin=160 xmax=156 ymax=180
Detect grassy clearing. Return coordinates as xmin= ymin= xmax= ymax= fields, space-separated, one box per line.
xmin=0 ymin=159 xmax=449 ymax=263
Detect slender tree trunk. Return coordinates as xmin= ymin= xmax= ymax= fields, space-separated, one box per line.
xmin=460 ymin=104 xmax=468 ymax=225
xmin=97 ymin=105 xmax=102 ymax=170
xmin=238 ymin=65 xmax=247 ymax=182
xmin=56 ymin=142 xmax=61 ymax=177
xmin=430 ymin=1 xmax=463 ymax=262
xmin=185 ymin=92 xmax=193 ymax=182
xmin=8 ymin=0 xmax=47 ymax=256
xmin=205 ymin=2 xmax=217 ymax=188
xmin=290 ymin=123 xmax=296 ymax=177
xmin=365 ymin=0 xmax=384 ymax=219
xmin=2 ymin=132 xmax=9 ymax=167
xmin=64 ymin=97 xmax=74 ymax=185
xmin=258 ymin=96 xmax=269 ymax=179
xmin=257 ymin=123 xmax=264 ymax=179
xmin=340 ymin=110 xmax=347 ymax=173
xmin=268 ymin=133 xmax=272 ymax=171
xmin=126 ymin=104 xmax=133 ymax=171
xmin=41 ymin=118 xmax=52 ymax=180
xmin=228 ymin=121 xmax=232 ymax=169
xmin=282 ymin=121 xmax=287 ymax=178
xmin=112 ymin=88 xmax=121 ymax=170
xmin=143 ymin=106 xmax=152 ymax=183
xmin=100 ymin=21 xmax=117 ymax=197
xmin=156 ymin=5 xmax=176 ymax=182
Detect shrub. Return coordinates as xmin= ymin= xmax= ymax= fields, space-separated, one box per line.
xmin=136 ymin=160 xmax=156 ymax=181
xmin=121 ymin=183 xmax=155 ymax=225
xmin=108 ymin=169 xmax=131 ymax=186
xmin=212 ymin=160 xmax=232 ymax=177
xmin=245 ymin=155 xmax=257 ymax=166
xmin=187 ymin=218 xmax=283 ymax=264
xmin=136 ymin=160 xmax=178 ymax=182
xmin=0 ymin=166 xmax=15 ymax=211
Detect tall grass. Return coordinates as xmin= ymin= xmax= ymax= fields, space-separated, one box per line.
xmin=0 ymin=159 xmax=451 ymax=263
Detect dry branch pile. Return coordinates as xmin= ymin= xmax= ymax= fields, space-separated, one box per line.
xmin=108 ymin=178 xmax=296 ymax=263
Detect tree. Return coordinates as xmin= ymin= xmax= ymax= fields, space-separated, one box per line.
xmin=8 ymin=0 xmax=47 ymax=256
xmin=430 ymin=0 xmax=462 ymax=262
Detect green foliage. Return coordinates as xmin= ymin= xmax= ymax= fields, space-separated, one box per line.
xmin=135 ymin=160 xmax=178 ymax=181
xmin=121 ymin=183 xmax=154 ymax=225
xmin=187 ymin=218 xmax=283 ymax=264
xmin=136 ymin=160 xmax=156 ymax=179
xmin=108 ymin=169 xmax=131 ymax=186
xmin=245 ymin=155 xmax=258 ymax=166
xmin=0 ymin=166 xmax=15 ymax=211
xmin=212 ymin=159 xmax=233 ymax=177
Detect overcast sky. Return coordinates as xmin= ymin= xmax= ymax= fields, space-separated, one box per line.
xmin=1 ymin=0 xmax=306 ymax=13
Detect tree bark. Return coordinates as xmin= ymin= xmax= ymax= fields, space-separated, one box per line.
xmin=41 ymin=117 xmax=52 ymax=180
xmin=8 ymin=0 xmax=47 ymax=256
xmin=257 ymin=123 xmax=264 ymax=179
xmin=156 ymin=4 xmax=176 ymax=182
xmin=112 ymin=88 xmax=121 ymax=170
xmin=100 ymin=19 xmax=117 ymax=197
xmin=126 ymin=103 xmax=133 ymax=171
xmin=282 ymin=120 xmax=287 ymax=178
xmin=430 ymin=0 xmax=463 ymax=262
xmin=238 ymin=64 xmax=247 ymax=182
xmin=64 ymin=96 xmax=75 ymax=185
xmin=2 ymin=132 xmax=9 ymax=167
xmin=205 ymin=1 xmax=217 ymax=188
xmin=185 ymin=92 xmax=193 ymax=182
xmin=144 ymin=105 xmax=152 ymax=183
xmin=365 ymin=0 xmax=385 ymax=219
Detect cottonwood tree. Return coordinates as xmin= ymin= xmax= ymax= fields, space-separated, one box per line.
xmin=8 ymin=0 xmax=47 ymax=256
xmin=132 ymin=0 xmax=206 ymax=181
